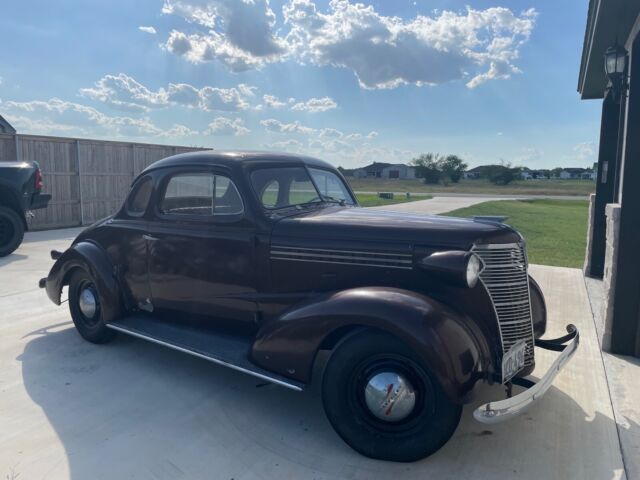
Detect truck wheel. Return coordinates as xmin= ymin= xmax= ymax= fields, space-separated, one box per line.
xmin=0 ymin=207 xmax=24 ymax=257
xmin=68 ymin=269 xmax=116 ymax=344
xmin=322 ymin=330 xmax=461 ymax=462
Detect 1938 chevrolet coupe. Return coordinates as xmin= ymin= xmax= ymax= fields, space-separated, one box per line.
xmin=40 ymin=151 xmax=579 ymax=462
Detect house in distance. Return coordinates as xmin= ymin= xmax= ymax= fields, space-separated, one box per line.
xmin=351 ymin=162 xmax=416 ymax=179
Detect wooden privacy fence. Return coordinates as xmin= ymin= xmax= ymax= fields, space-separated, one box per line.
xmin=0 ymin=133 xmax=206 ymax=230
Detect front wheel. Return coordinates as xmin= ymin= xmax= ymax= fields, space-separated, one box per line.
xmin=68 ymin=269 xmax=116 ymax=344
xmin=321 ymin=330 xmax=461 ymax=462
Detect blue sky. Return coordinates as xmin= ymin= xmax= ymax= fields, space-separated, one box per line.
xmin=0 ymin=0 xmax=600 ymax=169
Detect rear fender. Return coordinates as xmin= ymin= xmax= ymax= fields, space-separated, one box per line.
xmin=251 ymin=287 xmax=491 ymax=404
xmin=45 ymin=241 xmax=121 ymax=322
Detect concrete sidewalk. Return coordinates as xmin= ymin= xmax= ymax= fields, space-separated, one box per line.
xmin=0 ymin=229 xmax=629 ymax=480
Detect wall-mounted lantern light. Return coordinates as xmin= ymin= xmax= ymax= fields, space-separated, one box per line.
xmin=604 ymin=43 xmax=628 ymax=101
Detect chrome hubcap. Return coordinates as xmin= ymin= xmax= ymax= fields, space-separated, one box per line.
xmin=78 ymin=287 xmax=97 ymax=318
xmin=364 ymin=371 xmax=416 ymax=422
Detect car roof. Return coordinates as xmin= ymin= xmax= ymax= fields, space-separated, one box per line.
xmin=142 ymin=150 xmax=335 ymax=174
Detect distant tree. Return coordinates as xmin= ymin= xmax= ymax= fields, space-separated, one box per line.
xmin=411 ymin=153 xmax=441 ymax=184
xmin=484 ymin=162 xmax=521 ymax=185
xmin=551 ymin=167 xmax=563 ymax=178
xmin=411 ymin=153 xmax=468 ymax=185
xmin=439 ymin=155 xmax=468 ymax=184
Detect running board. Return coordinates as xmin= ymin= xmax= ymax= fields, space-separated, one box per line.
xmin=107 ymin=314 xmax=304 ymax=391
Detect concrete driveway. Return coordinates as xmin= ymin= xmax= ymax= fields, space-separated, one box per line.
xmin=0 ymin=229 xmax=627 ymax=480
xmin=369 ymin=195 xmax=516 ymax=215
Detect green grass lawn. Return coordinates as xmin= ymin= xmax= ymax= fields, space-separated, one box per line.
xmin=445 ymin=199 xmax=589 ymax=268
xmin=347 ymin=178 xmax=595 ymax=196
xmin=356 ymin=193 xmax=431 ymax=207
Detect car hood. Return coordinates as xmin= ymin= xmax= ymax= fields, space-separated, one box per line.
xmin=272 ymin=206 xmax=521 ymax=249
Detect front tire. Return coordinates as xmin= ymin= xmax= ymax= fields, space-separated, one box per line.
xmin=0 ymin=206 xmax=25 ymax=257
xmin=68 ymin=269 xmax=116 ymax=344
xmin=322 ymin=330 xmax=461 ymax=462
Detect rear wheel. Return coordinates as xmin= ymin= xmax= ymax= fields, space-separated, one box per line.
xmin=68 ymin=269 xmax=116 ymax=344
xmin=0 ymin=207 xmax=24 ymax=257
xmin=321 ymin=330 xmax=461 ymax=462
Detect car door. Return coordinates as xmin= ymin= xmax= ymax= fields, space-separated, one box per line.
xmin=146 ymin=168 xmax=258 ymax=332
xmin=114 ymin=174 xmax=153 ymax=311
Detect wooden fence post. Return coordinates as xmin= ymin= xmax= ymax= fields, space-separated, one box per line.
xmin=76 ymin=139 xmax=84 ymax=226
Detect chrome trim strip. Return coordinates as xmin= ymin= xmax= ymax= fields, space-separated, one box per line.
xmin=272 ymin=245 xmax=412 ymax=258
xmin=106 ymin=324 xmax=304 ymax=391
xmin=269 ymin=256 xmax=413 ymax=270
xmin=271 ymin=251 xmax=412 ymax=264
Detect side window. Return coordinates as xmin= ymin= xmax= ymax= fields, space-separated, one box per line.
xmin=162 ymin=173 xmax=213 ymax=216
xmin=127 ymin=176 xmax=153 ymax=216
xmin=160 ymin=172 xmax=243 ymax=217
xmin=213 ymin=175 xmax=244 ymax=215
xmin=261 ymin=180 xmax=280 ymax=207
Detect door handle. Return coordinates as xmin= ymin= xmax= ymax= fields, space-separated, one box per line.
xmin=143 ymin=234 xmax=159 ymax=241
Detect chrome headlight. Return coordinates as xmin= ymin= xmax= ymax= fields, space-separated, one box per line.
xmin=466 ymin=254 xmax=483 ymax=288
xmin=419 ymin=251 xmax=484 ymax=288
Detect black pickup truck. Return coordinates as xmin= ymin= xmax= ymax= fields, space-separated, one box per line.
xmin=0 ymin=161 xmax=51 ymax=256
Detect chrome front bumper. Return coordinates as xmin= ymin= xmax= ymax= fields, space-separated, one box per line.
xmin=474 ymin=325 xmax=579 ymax=424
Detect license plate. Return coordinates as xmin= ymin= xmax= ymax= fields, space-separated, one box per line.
xmin=502 ymin=340 xmax=527 ymax=383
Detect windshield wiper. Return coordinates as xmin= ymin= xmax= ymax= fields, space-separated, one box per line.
xmin=319 ymin=195 xmax=346 ymax=205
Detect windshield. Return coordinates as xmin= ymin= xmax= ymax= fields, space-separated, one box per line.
xmin=308 ymin=168 xmax=355 ymax=206
xmin=250 ymin=166 xmax=355 ymax=209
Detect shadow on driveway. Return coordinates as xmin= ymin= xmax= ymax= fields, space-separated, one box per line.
xmin=14 ymin=323 xmax=631 ymax=480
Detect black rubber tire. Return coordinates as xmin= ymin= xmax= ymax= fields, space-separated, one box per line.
xmin=68 ymin=269 xmax=116 ymax=344
xmin=0 ymin=206 xmax=25 ymax=257
xmin=322 ymin=330 xmax=462 ymax=462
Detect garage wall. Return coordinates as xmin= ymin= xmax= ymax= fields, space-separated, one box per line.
xmin=0 ymin=133 xmax=207 ymax=230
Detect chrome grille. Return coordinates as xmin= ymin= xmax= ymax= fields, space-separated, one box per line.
xmin=472 ymin=243 xmax=535 ymax=375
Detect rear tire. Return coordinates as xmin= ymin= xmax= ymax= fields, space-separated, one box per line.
xmin=68 ymin=269 xmax=116 ymax=344
xmin=322 ymin=330 xmax=461 ymax=462
xmin=0 ymin=207 xmax=24 ymax=257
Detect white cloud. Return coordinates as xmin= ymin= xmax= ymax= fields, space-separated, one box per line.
xmin=139 ymin=26 xmax=157 ymax=34
xmin=319 ymin=127 xmax=342 ymax=138
xmin=291 ymin=96 xmax=337 ymax=112
xmin=79 ymin=73 xmax=166 ymax=112
xmin=1 ymin=98 xmax=166 ymax=137
xmin=284 ymin=1 xmax=537 ymax=89
xmin=160 ymin=124 xmax=199 ymax=137
xmin=573 ymin=141 xmax=596 ymax=162
xmin=238 ymin=84 xmax=258 ymax=97
xmin=366 ymin=131 xmax=378 ymax=139
xmin=80 ymin=73 xmax=255 ymax=112
xmin=199 ymin=86 xmax=250 ymax=111
xmin=260 ymin=118 xmax=316 ymax=135
xmin=166 ymin=83 xmax=201 ymax=107
xmin=160 ymin=1 xmax=536 ymax=90
xmin=162 ymin=0 xmax=287 ymax=71
xmin=204 ymin=117 xmax=249 ymax=136
xmin=515 ymin=147 xmax=542 ymax=165
xmin=263 ymin=139 xmax=304 ymax=151
xmin=263 ymin=94 xmax=287 ymax=108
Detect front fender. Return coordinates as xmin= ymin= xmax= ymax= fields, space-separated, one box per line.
xmin=44 ymin=241 xmax=121 ymax=323
xmin=251 ymin=287 xmax=492 ymax=404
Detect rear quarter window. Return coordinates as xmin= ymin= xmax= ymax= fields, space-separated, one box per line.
xmin=126 ymin=176 xmax=153 ymax=216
